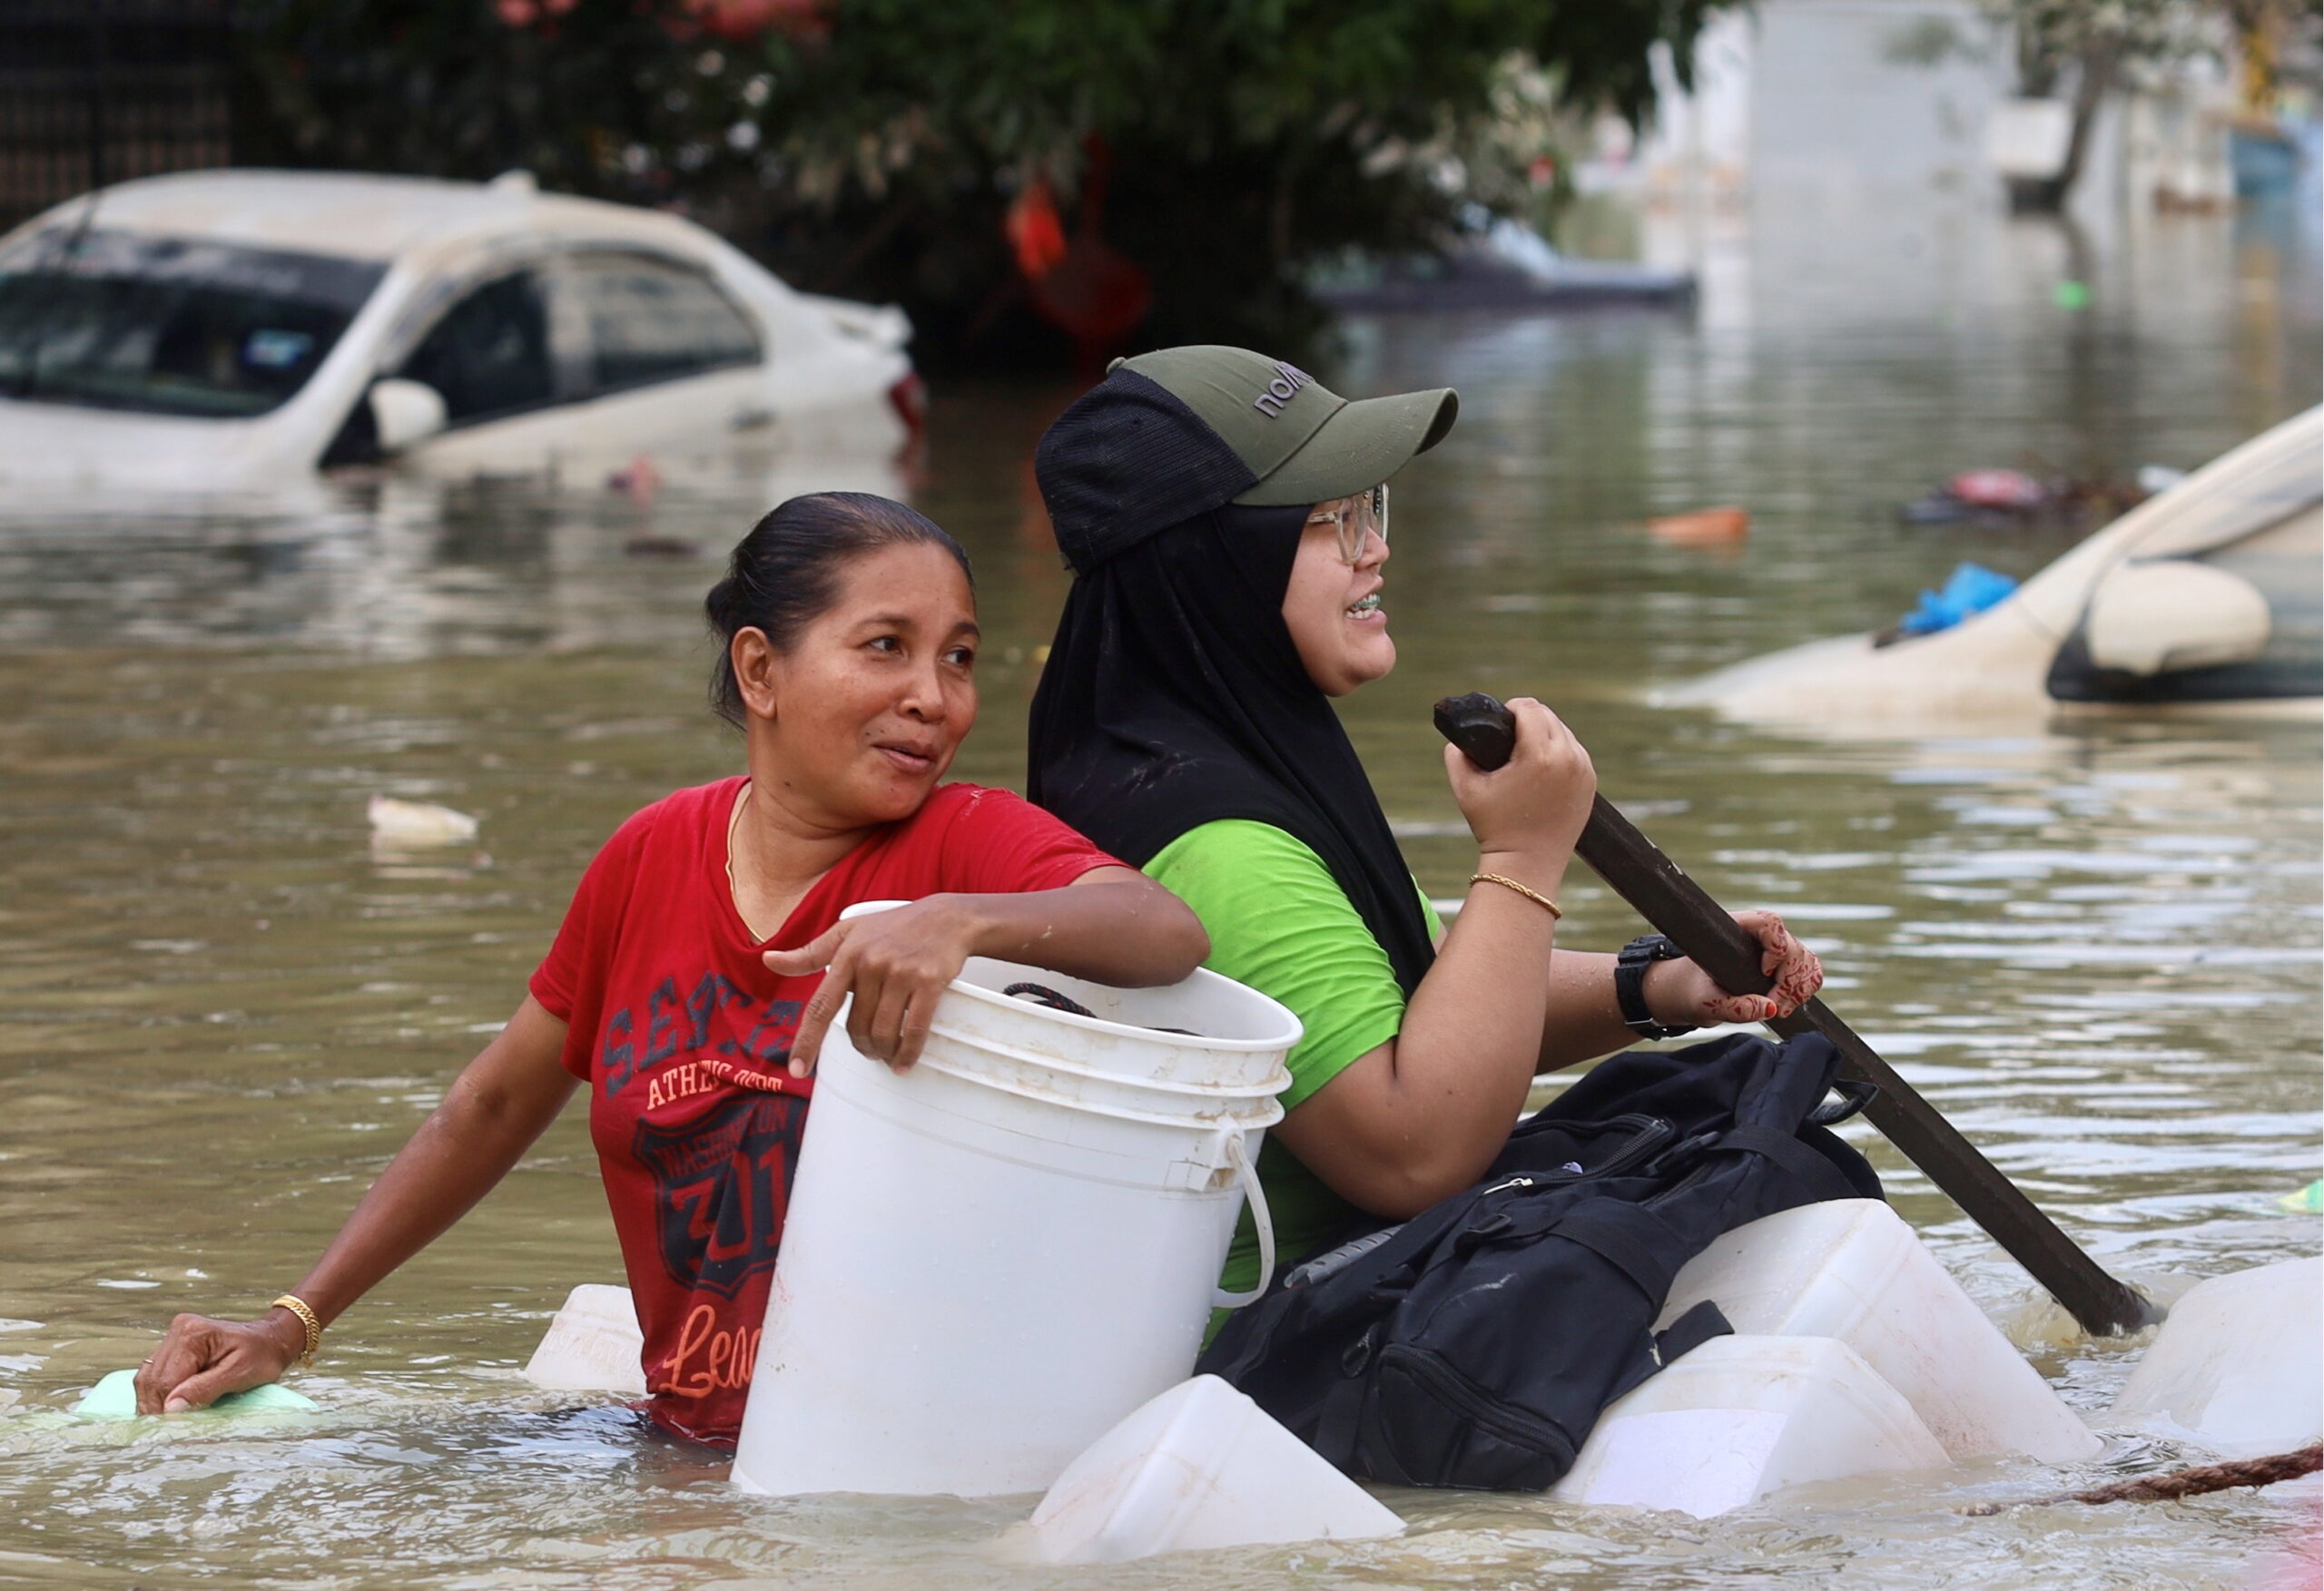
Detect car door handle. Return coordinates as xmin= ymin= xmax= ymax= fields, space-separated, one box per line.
xmin=729 ymin=407 xmax=776 ymax=432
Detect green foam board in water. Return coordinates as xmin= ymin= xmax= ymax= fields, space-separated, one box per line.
xmin=72 ymin=1370 xmax=318 ymax=1419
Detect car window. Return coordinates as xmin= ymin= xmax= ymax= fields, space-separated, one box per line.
xmin=396 ymin=271 xmax=556 ymax=425
xmin=0 ymin=229 xmax=384 ymax=418
xmin=557 ymin=252 xmax=761 ymax=395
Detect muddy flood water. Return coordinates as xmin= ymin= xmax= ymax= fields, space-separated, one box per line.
xmin=1 ymin=201 xmax=2319 ymax=1589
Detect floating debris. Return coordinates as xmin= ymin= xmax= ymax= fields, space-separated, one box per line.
xmin=1646 ymin=506 xmax=1750 ymax=545
xmin=367 ymin=795 xmax=479 ymax=845
xmin=1899 ymin=467 xmax=2150 ymax=527
xmin=1882 ymin=562 xmax=2021 ymax=643
xmin=1949 ymin=468 xmax=2047 ymax=511
xmin=606 ymin=454 xmax=660 ymax=502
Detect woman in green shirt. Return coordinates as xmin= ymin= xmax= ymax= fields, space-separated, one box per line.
xmin=1026 ymin=347 xmax=1826 ymax=1295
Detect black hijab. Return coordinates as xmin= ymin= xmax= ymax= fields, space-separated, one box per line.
xmin=1027 ymin=504 xmax=1436 ymax=997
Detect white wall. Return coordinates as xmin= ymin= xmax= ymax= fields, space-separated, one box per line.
xmin=1745 ymin=0 xmax=2008 ymax=201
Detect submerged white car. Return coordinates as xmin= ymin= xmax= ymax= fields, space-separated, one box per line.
xmin=0 ymin=170 xmax=920 ymax=496
xmin=1665 ymin=406 xmax=2323 ymax=733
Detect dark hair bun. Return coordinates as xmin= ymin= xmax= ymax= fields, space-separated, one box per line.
xmin=705 ymin=493 xmax=972 ymax=728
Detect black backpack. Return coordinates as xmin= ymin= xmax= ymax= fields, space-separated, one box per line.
xmin=1196 ymin=1032 xmax=1883 ymax=1491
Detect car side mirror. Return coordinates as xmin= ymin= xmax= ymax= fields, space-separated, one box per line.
xmin=369 ymin=378 xmax=448 ymax=454
xmin=2083 ymin=558 xmax=2272 ymax=675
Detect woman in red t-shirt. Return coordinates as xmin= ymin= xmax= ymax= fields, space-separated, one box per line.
xmin=133 ymin=492 xmax=1209 ymax=1444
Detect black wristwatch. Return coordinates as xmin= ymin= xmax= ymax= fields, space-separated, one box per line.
xmin=1615 ymin=934 xmax=1699 ymax=1039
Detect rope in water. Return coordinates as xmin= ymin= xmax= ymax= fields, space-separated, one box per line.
xmin=1963 ymin=1443 xmax=2322 ymax=1515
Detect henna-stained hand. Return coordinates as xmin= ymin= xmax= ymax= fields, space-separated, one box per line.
xmin=1640 ymin=909 xmax=1824 ymax=1027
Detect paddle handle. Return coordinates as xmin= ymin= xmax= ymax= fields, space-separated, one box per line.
xmin=1433 ymin=692 xmax=2155 ymax=1335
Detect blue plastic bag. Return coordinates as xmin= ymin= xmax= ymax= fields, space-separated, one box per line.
xmin=1896 ymin=562 xmax=2019 ymax=637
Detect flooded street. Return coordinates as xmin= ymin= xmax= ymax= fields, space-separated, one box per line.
xmin=1 ymin=201 xmax=2318 ymax=1588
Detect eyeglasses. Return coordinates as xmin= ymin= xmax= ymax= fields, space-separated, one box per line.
xmin=1306 ymin=483 xmax=1388 ymax=565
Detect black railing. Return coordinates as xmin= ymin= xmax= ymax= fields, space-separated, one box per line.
xmin=0 ymin=0 xmax=236 ymax=233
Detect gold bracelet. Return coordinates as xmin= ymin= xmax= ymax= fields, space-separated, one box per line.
xmin=271 ymin=1293 xmax=323 ymax=1370
xmin=1470 ymin=871 xmax=1562 ymax=919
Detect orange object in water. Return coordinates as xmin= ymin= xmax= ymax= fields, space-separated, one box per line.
xmin=1005 ymin=180 xmax=1069 ymax=280
xmin=1005 ymin=138 xmax=1152 ymax=366
xmin=1648 ymin=506 xmax=1751 ymax=545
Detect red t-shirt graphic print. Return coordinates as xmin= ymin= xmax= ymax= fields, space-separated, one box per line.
xmin=528 ymin=777 xmax=1119 ymax=1443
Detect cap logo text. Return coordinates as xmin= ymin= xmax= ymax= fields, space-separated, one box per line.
xmin=1252 ymin=362 xmax=1312 ymax=417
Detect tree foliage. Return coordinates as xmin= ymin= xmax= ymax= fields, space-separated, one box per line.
xmin=234 ymin=0 xmax=1727 ymax=364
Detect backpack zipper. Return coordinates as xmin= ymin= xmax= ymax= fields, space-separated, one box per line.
xmin=1492 ymin=1115 xmax=1675 ymax=1193
xmin=1581 ymin=1114 xmax=1677 ymax=1178
xmin=1282 ymin=1223 xmax=1403 ymax=1290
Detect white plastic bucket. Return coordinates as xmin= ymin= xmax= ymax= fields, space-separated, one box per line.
xmin=731 ymin=905 xmax=1301 ymax=1498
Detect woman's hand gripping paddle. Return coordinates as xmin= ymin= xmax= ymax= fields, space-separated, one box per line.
xmin=1433 ymin=691 xmax=2157 ymax=1336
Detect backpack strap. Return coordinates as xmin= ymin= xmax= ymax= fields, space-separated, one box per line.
xmin=1714 ymin=1122 xmax=1862 ymax=1204
xmin=1654 ymin=1299 xmax=1734 ymax=1365
xmin=1807 ymin=1076 xmax=1880 ymax=1127
xmin=1550 ymin=1199 xmax=1683 ymax=1301
xmin=1311 ymin=1326 xmax=1378 ymax=1469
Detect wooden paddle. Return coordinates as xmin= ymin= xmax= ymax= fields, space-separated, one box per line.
xmin=1433 ymin=692 xmax=2157 ymax=1336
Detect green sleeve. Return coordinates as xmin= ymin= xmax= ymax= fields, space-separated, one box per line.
xmin=1147 ymin=820 xmax=1422 ymax=1109
xmin=1150 ymin=820 xmax=1443 ymax=1309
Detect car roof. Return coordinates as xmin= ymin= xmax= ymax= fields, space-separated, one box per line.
xmin=48 ymin=169 xmax=711 ymax=267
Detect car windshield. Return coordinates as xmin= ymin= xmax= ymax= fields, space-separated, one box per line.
xmin=0 ymin=229 xmax=386 ymax=418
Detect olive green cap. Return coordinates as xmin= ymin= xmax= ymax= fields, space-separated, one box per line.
xmin=1107 ymin=345 xmax=1458 ymax=506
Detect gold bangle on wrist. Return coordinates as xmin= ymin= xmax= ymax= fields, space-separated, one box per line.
xmin=1470 ymin=871 xmax=1562 ymax=919
xmin=271 ymin=1293 xmax=323 ymax=1369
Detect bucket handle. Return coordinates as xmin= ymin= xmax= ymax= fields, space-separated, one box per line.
xmin=1209 ymin=1130 xmax=1277 ymax=1311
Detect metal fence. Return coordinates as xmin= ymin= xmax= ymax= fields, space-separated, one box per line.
xmin=0 ymin=0 xmax=236 ymax=233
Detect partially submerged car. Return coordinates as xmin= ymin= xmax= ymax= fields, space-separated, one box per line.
xmin=1663 ymin=407 xmax=2323 ymax=732
xmin=1311 ymin=211 xmax=1696 ymax=314
xmin=0 ymin=170 xmax=920 ymax=495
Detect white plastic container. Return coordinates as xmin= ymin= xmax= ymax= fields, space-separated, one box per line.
xmin=1019 ymin=1375 xmax=1403 ymax=1563
xmin=1657 ymin=1200 xmax=2101 ymax=1463
xmin=2112 ymin=1254 xmax=2321 ymax=1452
xmin=1984 ymin=98 xmax=2073 ymax=181
xmin=522 ymin=1283 xmax=646 ymax=1396
xmin=733 ymin=916 xmax=1299 ymax=1499
xmin=1551 ymin=1334 xmax=1951 ymax=1518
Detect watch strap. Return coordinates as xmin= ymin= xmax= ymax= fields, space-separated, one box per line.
xmin=1615 ymin=934 xmax=1698 ymax=1039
